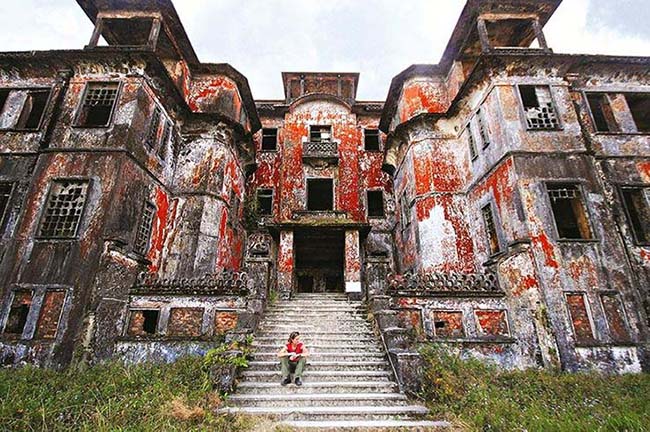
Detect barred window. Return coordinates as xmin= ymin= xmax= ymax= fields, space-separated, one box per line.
xmin=0 ymin=182 xmax=14 ymax=228
xmin=134 ymin=202 xmax=156 ymax=255
xmin=547 ymin=183 xmax=592 ymax=240
xmin=75 ymin=82 xmax=119 ymax=127
xmin=467 ymin=123 xmax=478 ymax=161
xmin=261 ymin=128 xmax=278 ymax=151
xmin=478 ymin=108 xmax=491 ymax=148
xmin=519 ymin=85 xmax=559 ymax=130
xmin=145 ymin=106 xmax=161 ymax=149
xmin=38 ymin=180 xmax=88 ymax=238
xmin=481 ymin=204 xmax=500 ymax=254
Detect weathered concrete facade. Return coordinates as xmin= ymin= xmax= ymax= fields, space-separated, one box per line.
xmin=0 ymin=0 xmax=648 ymax=379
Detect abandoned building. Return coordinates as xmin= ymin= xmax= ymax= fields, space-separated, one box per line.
xmin=1 ymin=0 xmax=650 ymax=416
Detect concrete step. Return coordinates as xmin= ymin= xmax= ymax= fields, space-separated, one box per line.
xmin=262 ymin=315 xmax=369 ymax=322
xmin=228 ymin=392 xmax=409 ymax=408
xmin=220 ymin=405 xmax=429 ymax=421
xmin=240 ymin=370 xmax=393 ymax=383
xmin=281 ymin=419 xmax=450 ymax=430
xmin=252 ymin=343 xmax=385 ymax=353
xmin=247 ymin=360 xmax=390 ymax=372
xmin=258 ymin=323 xmax=373 ymax=332
xmin=254 ymin=330 xmax=375 ymax=338
xmin=267 ymin=306 xmax=365 ymax=313
xmin=235 ymin=381 xmax=399 ymax=395
xmin=252 ymin=352 xmax=386 ymax=362
xmin=253 ymin=337 xmax=377 ymax=345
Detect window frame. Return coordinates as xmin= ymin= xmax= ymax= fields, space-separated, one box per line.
xmin=366 ymin=189 xmax=385 ymax=219
xmin=33 ymin=289 xmax=67 ymax=340
xmin=0 ymin=87 xmax=53 ymax=132
xmin=544 ymin=181 xmax=595 ymax=241
xmin=584 ymin=92 xmax=620 ymax=133
xmin=481 ymin=202 xmax=502 ymax=256
xmin=36 ymin=178 xmax=91 ymax=240
xmin=256 ymin=188 xmax=274 ymax=216
xmin=0 ymin=181 xmax=16 ymax=230
xmin=73 ymin=81 xmax=122 ymax=129
xmin=473 ymin=308 xmax=511 ymax=338
xmin=599 ymin=291 xmax=631 ymax=344
xmin=125 ymin=308 xmax=161 ymax=337
xmin=430 ymin=309 xmax=466 ymax=339
xmin=1 ymin=289 xmax=34 ymax=339
xmin=133 ymin=201 xmax=156 ymax=256
xmin=619 ymin=185 xmax=650 ymax=246
xmin=477 ymin=107 xmax=491 ymax=149
xmin=306 ymin=177 xmax=335 ymax=211
xmin=565 ymin=291 xmax=597 ymax=345
xmin=363 ymin=128 xmax=381 ymax=152
xmin=309 ymin=125 xmax=333 ymax=143
xmin=516 ymin=84 xmax=562 ymax=131
xmin=261 ymin=128 xmax=278 ymax=151
xmin=624 ymin=92 xmax=650 ymax=134
xmin=465 ymin=120 xmax=478 ymax=161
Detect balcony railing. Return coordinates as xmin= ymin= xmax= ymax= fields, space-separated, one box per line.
xmin=303 ymin=141 xmax=338 ymax=160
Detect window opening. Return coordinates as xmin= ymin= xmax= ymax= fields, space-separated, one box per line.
xmin=158 ymin=120 xmax=172 ymax=159
xmin=620 ymin=187 xmax=650 ymax=244
xmin=34 ymin=291 xmax=65 ymax=339
xmin=16 ymin=90 xmax=50 ymax=130
xmin=481 ymin=204 xmax=500 ymax=254
xmin=256 ymin=189 xmax=273 ymax=216
xmin=0 ymin=182 xmax=14 ymax=228
xmin=134 ymin=202 xmax=156 ymax=255
xmin=76 ymin=82 xmax=119 ymax=127
xmin=566 ymin=293 xmax=595 ymax=344
xmin=364 ymin=129 xmax=380 ymax=151
xmin=431 ymin=311 xmax=465 ymax=338
xmin=307 ymin=178 xmax=333 ymax=211
xmin=38 ymin=180 xmax=89 ymax=238
xmin=3 ymin=291 xmax=32 ymax=336
xmin=586 ymin=93 xmax=619 ymax=132
xmin=467 ymin=123 xmax=478 ymax=160
xmin=625 ymin=93 xmax=650 ymax=133
xmin=310 ymin=125 xmax=332 ymax=143
xmin=145 ymin=106 xmax=161 ymax=149
xmin=547 ymin=183 xmax=592 ymax=239
xmin=367 ymin=190 xmax=384 ymax=218
xmin=0 ymin=89 xmax=9 ymax=115
xmin=478 ymin=109 xmax=490 ymax=148
xmin=519 ymin=85 xmax=559 ymax=130
xmin=261 ymin=128 xmax=278 ymax=151
xmin=600 ymin=293 xmax=630 ymax=343
xmin=127 ymin=309 xmax=159 ymax=336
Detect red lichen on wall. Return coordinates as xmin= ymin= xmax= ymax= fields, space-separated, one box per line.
xmin=167 ymin=307 xmax=204 ymax=337
xmin=399 ymin=81 xmax=448 ymax=124
xmin=475 ymin=310 xmax=510 ymax=337
xmin=566 ymin=294 xmax=595 ymax=344
xmin=35 ymin=291 xmax=65 ymax=339
xmin=429 ymin=310 xmax=465 ymax=338
xmin=567 ymin=255 xmax=599 ymax=291
xmin=147 ymin=187 xmax=170 ymax=272
xmin=413 ymin=141 xmax=464 ymax=194
xmin=531 ymin=232 xmax=559 ymax=268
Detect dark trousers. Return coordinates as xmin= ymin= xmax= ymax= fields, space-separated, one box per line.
xmin=280 ymin=356 xmax=306 ymax=378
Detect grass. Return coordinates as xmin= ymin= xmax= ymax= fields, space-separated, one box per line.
xmin=420 ymin=344 xmax=650 ymax=432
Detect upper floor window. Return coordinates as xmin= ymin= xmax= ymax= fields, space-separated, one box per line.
xmin=0 ymin=182 xmax=14 ymax=229
xmin=310 ymin=125 xmax=332 ymax=143
xmin=364 ymin=129 xmax=380 ymax=151
xmin=367 ymin=190 xmax=384 ymax=218
xmin=0 ymin=88 xmax=50 ymax=131
xmin=546 ymin=183 xmax=592 ymax=240
xmin=481 ymin=203 xmax=501 ymax=255
xmin=466 ymin=122 xmax=478 ymax=161
xmin=620 ymin=187 xmax=650 ymax=245
xmin=625 ymin=93 xmax=650 ymax=133
xmin=38 ymin=180 xmax=89 ymax=239
xmin=75 ymin=82 xmax=119 ymax=127
xmin=158 ymin=120 xmax=172 ymax=160
xmin=307 ymin=178 xmax=333 ymax=211
xmin=145 ymin=106 xmax=162 ymax=149
xmin=519 ymin=85 xmax=559 ymax=130
xmin=477 ymin=108 xmax=491 ymax=148
xmin=134 ymin=202 xmax=156 ymax=256
xmin=586 ymin=93 xmax=619 ymax=133
xmin=256 ymin=188 xmax=273 ymax=216
xmin=261 ymin=128 xmax=278 ymax=151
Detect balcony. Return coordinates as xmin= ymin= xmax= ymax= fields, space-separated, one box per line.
xmin=303 ymin=140 xmax=338 ymax=162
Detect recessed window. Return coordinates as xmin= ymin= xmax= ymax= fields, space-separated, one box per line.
xmin=127 ymin=309 xmax=159 ymax=337
xmin=307 ymin=178 xmax=333 ymax=211
xmin=467 ymin=123 xmax=478 ymax=161
xmin=0 ymin=182 xmax=14 ymax=228
xmin=620 ymin=187 xmax=650 ymax=244
xmin=431 ymin=311 xmax=465 ymax=338
xmin=519 ymin=85 xmax=559 ymax=130
xmin=38 ymin=180 xmax=89 ymax=239
xmin=261 ymin=128 xmax=278 ymax=151
xmin=15 ymin=90 xmax=50 ymax=130
xmin=475 ymin=310 xmax=510 ymax=337
xmin=256 ymin=188 xmax=273 ymax=216
xmin=600 ymin=293 xmax=630 ymax=343
xmin=158 ymin=120 xmax=172 ymax=160
xmin=167 ymin=307 xmax=204 ymax=337
xmin=364 ymin=129 xmax=380 ymax=151
xmin=566 ymin=293 xmax=595 ymax=344
xmin=310 ymin=125 xmax=332 ymax=143
xmin=0 ymin=89 xmax=9 ymax=114
xmin=547 ymin=183 xmax=592 ymax=240
xmin=477 ymin=108 xmax=490 ymax=148
xmin=367 ymin=190 xmax=384 ymax=218
xmin=145 ymin=106 xmax=161 ymax=149
xmin=625 ymin=93 xmax=650 ymax=133
xmin=134 ymin=202 xmax=156 ymax=255
xmin=75 ymin=82 xmax=119 ymax=127
xmin=481 ymin=204 xmax=500 ymax=255
xmin=586 ymin=93 xmax=619 ymax=132
xmin=400 ymin=193 xmax=411 ymax=227
xmin=34 ymin=291 xmax=65 ymax=339
xmin=2 ymin=291 xmax=32 ymax=336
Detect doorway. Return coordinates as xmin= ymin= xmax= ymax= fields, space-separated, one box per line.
xmin=294 ymin=229 xmax=344 ymax=293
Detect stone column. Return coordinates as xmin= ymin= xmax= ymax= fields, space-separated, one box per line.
xmin=344 ymin=230 xmax=362 ymax=298
xmin=277 ymin=230 xmax=294 ymax=299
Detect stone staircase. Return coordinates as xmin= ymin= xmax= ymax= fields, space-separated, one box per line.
xmin=223 ymin=292 xmax=447 ymax=430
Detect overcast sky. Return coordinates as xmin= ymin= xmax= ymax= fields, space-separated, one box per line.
xmin=0 ymin=0 xmax=648 ymax=100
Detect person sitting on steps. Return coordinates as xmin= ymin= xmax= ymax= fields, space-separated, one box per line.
xmin=278 ymin=331 xmax=309 ymax=386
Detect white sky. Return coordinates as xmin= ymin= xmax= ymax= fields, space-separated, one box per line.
xmin=0 ymin=0 xmax=648 ymax=100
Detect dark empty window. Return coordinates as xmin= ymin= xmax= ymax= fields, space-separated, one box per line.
xmin=261 ymin=128 xmax=278 ymax=151
xmin=587 ymin=93 xmax=619 ymax=132
xmin=257 ymin=188 xmax=273 ymax=216
xmin=625 ymin=94 xmax=650 ymax=133
xmin=38 ymin=180 xmax=89 ymax=238
xmin=478 ymin=109 xmax=490 ymax=148
xmin=0 ymin=89 xmax=9 ymax=115
xmin=75 ymin=82 xmax=119 ymax=127
xmin=519 ymin=85 xmax=559 ymax=130
xmin=145 ymin=106 xmax=161 ymax=149
xmin=482 ymin=204 xmax=500 ymax=255
xmin=16 ymin=90 xmax=50 ymax=130
xmin=367 ymin=190 xmax=384 ymax=217
xmin=467 ymin=123 xmax=478 ymax=161
xmin=0 ymin=182 xmax=14 ymax=228
xmin=127 ymin=309 xmax=159 ymax=336
xmin=307 ymin=178 xmax=333 ymax=211
xmin=364 ymin=129 xmax=380 ymax=151
xmin=158 ymin=120 xmax=172 ymax=159
xmin=310 ymin=125 xmax=332 ymax=143
xmin=547 ymin=183 xmax=592 ymax=240
xmin=3 ymin=291 xmax=32 ymax=336
xmin=134 ymin=202 xmax=156 ymax=255
xmin=620 ymin=187 xmax=650 ymax=244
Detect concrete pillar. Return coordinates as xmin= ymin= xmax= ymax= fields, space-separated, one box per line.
xmin=344 ymin=230 xmax=361 ymax=296
xmin=278 ymin=230 xmax=294 ymax=299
